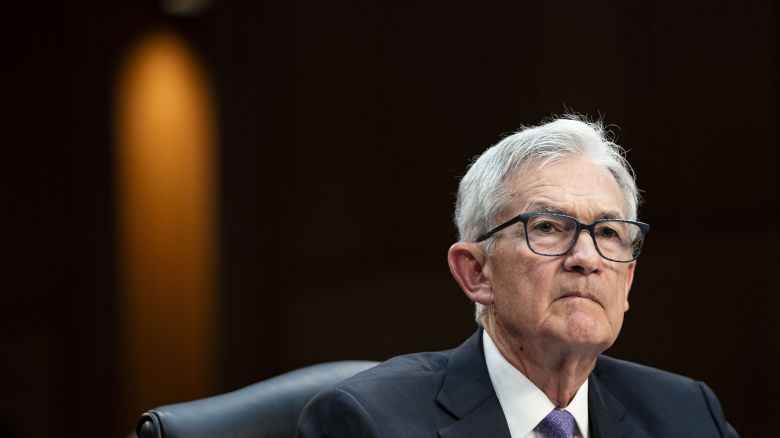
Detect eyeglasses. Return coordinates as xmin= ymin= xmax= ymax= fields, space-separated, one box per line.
xmin=476 ymin=212 xmax=650 ymax=263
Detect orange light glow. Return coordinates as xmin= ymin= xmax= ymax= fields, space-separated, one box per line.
xmin=116 ymin=30 xmax=217 ymax=424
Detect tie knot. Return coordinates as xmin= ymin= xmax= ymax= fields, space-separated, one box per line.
xmin=537 ymin=408 xmax=576 ymax=438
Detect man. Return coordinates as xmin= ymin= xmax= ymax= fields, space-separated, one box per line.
xmin=297 ymin=117 xmax=738 ymax=437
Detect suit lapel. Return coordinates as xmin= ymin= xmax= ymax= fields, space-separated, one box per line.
xmin=436 ymin=330 xmax=511 ymax=438
xmin=438 ymin=395 xmax=509 ymax=438
xmin=588 ymin=360 xmax=626 ymax=438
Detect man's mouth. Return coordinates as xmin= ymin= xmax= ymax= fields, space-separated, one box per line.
xmin=558 ymin=291 xmax=602 ymax=306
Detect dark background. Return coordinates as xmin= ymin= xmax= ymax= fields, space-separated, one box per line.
xmin=3 ymin=1 xmax=777 ymax=437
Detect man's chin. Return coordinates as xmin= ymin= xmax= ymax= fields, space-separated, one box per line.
xmin=551 ymin=314 xmax=614 ymax=351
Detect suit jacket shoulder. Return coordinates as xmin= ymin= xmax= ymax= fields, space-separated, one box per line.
xmin=590 ymin=355 xmax=739 ymax=438
xmin=297 ymin=331 xmax=511 ymax=438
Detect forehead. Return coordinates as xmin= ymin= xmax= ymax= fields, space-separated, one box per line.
xmin=506 ymin=155 xmax=627 ymax=220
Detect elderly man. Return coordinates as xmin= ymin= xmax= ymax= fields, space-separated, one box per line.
xmin=297 ymin=117 xmax=737 ymax=437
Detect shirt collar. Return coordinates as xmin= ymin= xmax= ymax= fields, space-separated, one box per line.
xmin=482 ymin=330 xmax=589 ymax=437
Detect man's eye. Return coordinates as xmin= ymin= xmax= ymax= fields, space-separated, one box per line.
xmin=535 ymin=222 xmax=557 ymax=233
xmin=597 ymin=227 xmax=619 ymax=238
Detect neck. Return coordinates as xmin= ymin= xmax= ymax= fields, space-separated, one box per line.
xmin=483 ymin=318 xmax=600 ymax=407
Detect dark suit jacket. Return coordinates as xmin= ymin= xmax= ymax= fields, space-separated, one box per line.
xmin=297 ymin=330 xmax=738 ymax=437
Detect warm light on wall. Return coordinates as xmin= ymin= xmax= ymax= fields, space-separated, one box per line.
xmin=115 ymin=29 xmax=218 ymax=425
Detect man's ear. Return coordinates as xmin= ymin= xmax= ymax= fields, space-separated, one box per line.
xmin=447 ymin=242 xmax=494 ymax=306
xmin=623 ymin=261 xmax=636 ymax=312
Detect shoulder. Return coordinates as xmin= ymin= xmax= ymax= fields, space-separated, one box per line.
xmin=330 ymin=349 xmax=453 ymax=403
xmin=594 ymin=354 xmax=712 ymax=403
xmin=297 ymin=349 xmax=456 ymax=438
xmin=593 ymin=355 xmax=738 ymax=437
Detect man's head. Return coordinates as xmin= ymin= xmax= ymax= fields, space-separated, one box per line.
xmin=447 ymin=116 xmax=643 ymax=357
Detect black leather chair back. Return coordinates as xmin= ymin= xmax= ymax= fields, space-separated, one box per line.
xmin=136 ymin=360 xmax=377 ymax=438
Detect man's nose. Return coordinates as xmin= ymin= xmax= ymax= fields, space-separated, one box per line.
xmin=563 ymin=229 xmax=601 ymax=274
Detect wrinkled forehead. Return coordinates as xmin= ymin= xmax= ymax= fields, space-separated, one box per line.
xmin=503 ymin=155 xmax=628 ymax=220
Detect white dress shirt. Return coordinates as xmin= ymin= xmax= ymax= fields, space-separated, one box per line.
xmin=483 ymin=331 xmax=589 ymax=438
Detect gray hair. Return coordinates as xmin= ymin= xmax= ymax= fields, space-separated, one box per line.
xmin=453 ymin=116 xmax=640 ymax=323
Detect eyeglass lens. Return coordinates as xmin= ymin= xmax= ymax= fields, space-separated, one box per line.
xmin=525 ymin=214 xmax=643 ymax=262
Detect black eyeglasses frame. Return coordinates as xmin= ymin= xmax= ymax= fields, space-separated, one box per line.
xmin=475 ymin=212 xmax=650 ymax=263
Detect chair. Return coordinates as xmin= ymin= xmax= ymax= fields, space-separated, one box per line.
xmin=136 ymin=360 xmax=378 ymax=438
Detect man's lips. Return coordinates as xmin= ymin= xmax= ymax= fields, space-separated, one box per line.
xmin=557 ymin=291 xmax=602 ymax=306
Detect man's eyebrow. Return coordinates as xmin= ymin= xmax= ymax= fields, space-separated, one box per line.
xmin=525 ymin=202 xmax=567 ymax=215
xmin=598 ymin=211 xmax=623 ymax=220
xmin=525 ymin=202 xmax=624 ymax=220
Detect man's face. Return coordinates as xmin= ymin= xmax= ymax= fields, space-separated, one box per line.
xmin=484 ymin=155 xmax=635 ymax=353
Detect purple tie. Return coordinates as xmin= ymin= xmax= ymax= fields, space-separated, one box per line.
xmin=536 ymin=408 xmax=576 ymax=438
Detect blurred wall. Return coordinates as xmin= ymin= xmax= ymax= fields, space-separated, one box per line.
xmin=3 ymin=1 xmax=777 ymax=437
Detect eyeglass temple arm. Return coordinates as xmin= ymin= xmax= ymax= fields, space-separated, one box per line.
xmin=475 ymin=216 xmax=524 ymax=243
